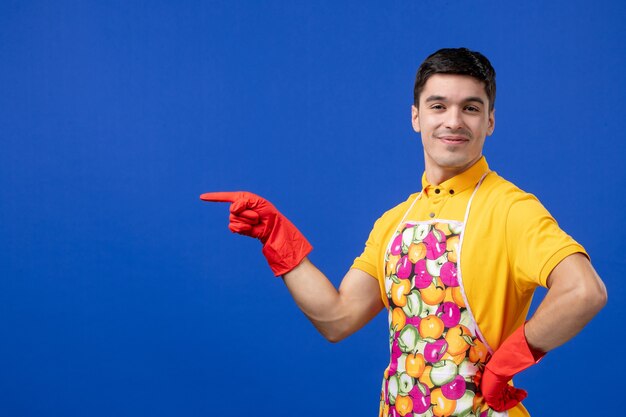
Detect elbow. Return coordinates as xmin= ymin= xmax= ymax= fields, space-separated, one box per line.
xmin=317 ymin=322 xmax=352 ymax=343
xmin=321 ymin=329 xmax=348 ymax=344
xmin=325 ymin=335 xmax=343 ymax=344
xmin=312 ymin=313 xmax=354 ymax=343
xmin=579 ymin=279 xmax=608 ymax=315
xmin=591 ymin=286 xmax=608 ymax=312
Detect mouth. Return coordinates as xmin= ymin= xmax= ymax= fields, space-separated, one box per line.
xmin=436 ymin=135 xmax=470 ymax=145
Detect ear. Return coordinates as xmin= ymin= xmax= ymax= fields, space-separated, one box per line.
xmin=487 ymin=108 xmax=495 ymax=136
xmin=411 ymin=105 xmax=421 ymax=133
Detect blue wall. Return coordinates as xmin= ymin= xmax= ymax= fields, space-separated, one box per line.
xmin=1 ymin=1 xmax=624 ymax=415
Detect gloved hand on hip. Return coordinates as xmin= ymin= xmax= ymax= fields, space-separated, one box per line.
xmin=200 ymin=191 xmax=313 ymax=276
xmin=480 ymin=323 xmax=545 ymax=411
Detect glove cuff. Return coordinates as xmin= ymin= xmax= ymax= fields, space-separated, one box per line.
xmin=486 ymin=323 xmax=546 ymax=378
xmin=261 ymin=218 xmax=313 ymax=276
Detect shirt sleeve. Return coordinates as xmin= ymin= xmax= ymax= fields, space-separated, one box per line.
xmin=506 ymin=194 xmax=588 ymax=290
xmin=351 ymin=215 xmax=384 ymax=281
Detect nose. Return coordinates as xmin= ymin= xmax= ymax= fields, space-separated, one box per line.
xmin=443 ymin=108 xmax=464 ymax=130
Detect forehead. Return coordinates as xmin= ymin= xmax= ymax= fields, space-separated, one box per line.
xmin=420 ymin=74 xmax=488 ymax=103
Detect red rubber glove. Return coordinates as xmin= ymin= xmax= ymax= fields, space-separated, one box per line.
xmin=480 ymin=323 xmax=545 ymax=411
xmin=200 ymin=191 xmax=312 ymax=276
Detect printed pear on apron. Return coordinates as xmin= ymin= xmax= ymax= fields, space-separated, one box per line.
xmin=379 ymin=173 xmax=508 ymax=417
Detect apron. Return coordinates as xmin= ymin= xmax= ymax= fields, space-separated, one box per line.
xmin=379 ymin=173 xmax=508 ymax=417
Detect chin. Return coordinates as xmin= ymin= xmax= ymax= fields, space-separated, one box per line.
xmin=434 ymin=157 xmax=472 ymax=170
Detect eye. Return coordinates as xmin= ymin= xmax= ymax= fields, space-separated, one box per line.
xmin=465 ymin=105 xmax=480 ymax=112
xmin=430 ymin=104 xmax=445 ymax=110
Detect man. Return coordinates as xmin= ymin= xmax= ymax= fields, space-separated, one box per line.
xmin=201 ymin=48 xmax=607 ymax=417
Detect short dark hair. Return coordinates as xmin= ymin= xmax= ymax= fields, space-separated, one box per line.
xmin=413 ymin=48 xmax=496 ymax=110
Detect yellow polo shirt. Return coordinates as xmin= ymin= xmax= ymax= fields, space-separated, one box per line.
xmin=352 ymin=157 xmax=586 ymax=416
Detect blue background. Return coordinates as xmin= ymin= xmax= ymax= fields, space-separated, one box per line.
xmin=1 ymin=1 xmax=624 ymax=416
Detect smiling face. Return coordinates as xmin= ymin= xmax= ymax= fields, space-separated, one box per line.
xmin=412 ymin=74 xmax=495 ymax=185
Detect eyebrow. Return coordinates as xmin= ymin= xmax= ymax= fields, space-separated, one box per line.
xmin=425 ymin=95 xmax=485 ymax=105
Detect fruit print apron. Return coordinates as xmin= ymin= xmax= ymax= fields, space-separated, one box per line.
xmin=380 ymin=173 xmax=508 ymax=417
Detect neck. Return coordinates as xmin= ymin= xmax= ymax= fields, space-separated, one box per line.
xmin=424 ymin=155 xmax=482 ymax=185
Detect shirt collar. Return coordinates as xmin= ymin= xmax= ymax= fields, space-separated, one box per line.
xmin=421 ymin=156 xmax=490 ymax=197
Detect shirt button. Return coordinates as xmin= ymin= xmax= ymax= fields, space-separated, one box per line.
xmin=449 ymin=189 xmax=455 ymax=195
xmin=435 ymin=189 xmax=441 ymax=194
xmin=429 ymin=212 xmax=435 ymax=218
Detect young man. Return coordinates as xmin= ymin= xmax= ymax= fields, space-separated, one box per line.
xmin=201 ymin=48 xmax=607 ymax=417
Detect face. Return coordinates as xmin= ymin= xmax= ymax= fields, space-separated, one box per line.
xmin=412 ymin=74 xmax=495 ymax=184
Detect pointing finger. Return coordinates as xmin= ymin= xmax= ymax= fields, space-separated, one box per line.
xmin=199 ymin=191 xmax=242 ymax=203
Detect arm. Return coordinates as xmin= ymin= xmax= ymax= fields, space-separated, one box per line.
xmin=283 ymin=258 xmax=384 ymax=343
xmin=524 ymin=252 xmax=607 ymax=352
xmin=200 ymin=191 xmax=385 ymax=342
xmin=481 ymin=253 xmax=607 ymax=411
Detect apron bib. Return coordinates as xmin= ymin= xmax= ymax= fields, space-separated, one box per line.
xmin=379 ymin=174 xmax=508 ymax=417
